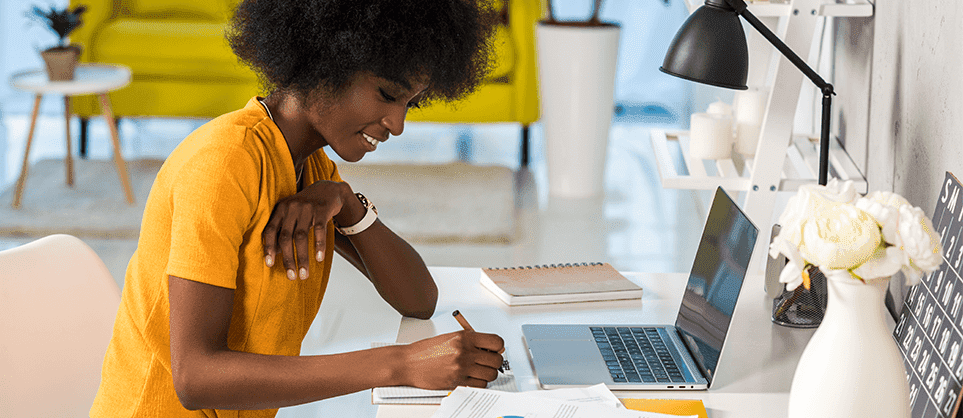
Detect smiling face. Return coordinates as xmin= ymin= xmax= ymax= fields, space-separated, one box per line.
xmin=305 ymin=72 xmax=428 ymax=163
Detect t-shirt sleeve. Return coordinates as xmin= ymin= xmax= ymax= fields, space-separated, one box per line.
xmin=165 ymin=140 xmax=259 ymax=289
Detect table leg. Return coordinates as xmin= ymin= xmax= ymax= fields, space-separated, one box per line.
xmin=12 ymin=94 xmax=43 ymax=209
xmin=97 ymin=93 xmax=135 ymax=204
xmin=64 ymin=95 xmax=74 ymax=187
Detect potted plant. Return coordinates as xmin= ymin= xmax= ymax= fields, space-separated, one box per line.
xmin=30 ymin=4 xmax=88 ymax=81
xmin=537 ymin=0 xmax=620 ymax=198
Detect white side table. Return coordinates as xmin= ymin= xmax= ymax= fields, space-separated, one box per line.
xmin=8 ymin=63 xmax=134 ymax=209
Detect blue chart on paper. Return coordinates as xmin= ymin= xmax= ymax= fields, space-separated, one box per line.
xmin=895 ymin=172 xmax=963 ymax=418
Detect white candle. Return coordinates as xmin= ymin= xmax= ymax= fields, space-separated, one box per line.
xmin=734 ymin=88 xmax=766 ymax=125
xmin=735 ymin=122 xmax=762 ymax=156
xmin=733 ymin=88 xmax=767 ymax=156
xmin=690 ymin=112 xmax=733 ymax=160
xmin=707 ymin=99 xmax=733 ymax=118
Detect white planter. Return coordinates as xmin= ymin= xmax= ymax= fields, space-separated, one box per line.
xmin=788 ymin=270 xmax=911 ymax=418
xmin=536 ymin=22 xmax=620 ymax=198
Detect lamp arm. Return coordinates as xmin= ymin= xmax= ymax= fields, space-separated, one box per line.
xmin=723 ymin=0 xmax=835 ymax=185
xmin=725 ymin=0 xmax=834 ymax=96
xmin=818 ymin=84 xmax=832 ymax=185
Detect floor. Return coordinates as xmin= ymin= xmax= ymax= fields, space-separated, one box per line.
xmin=0 ymin=106 xmax=707 ymax=277
xmin=0 ymin=105 xmax=714 ymax=416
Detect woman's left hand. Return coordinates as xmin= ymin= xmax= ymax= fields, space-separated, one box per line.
xmin=262 ymin=180 xmax=349 ymax=280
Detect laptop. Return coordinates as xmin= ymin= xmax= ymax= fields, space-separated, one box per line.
xmin=522 ymin=187 xmax=758 ymax=390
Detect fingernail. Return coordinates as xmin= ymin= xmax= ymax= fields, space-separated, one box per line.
xmin=316 ymin=251 xmax=324 ymax=262
xmin=265 ymin=255 xmax=274 ymax=267
xmin=299 ymin=267 xmax=308 ymax=280
xmin=287 ymin=269 xmax=296 ymax=280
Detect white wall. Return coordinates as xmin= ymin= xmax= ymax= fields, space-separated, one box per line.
xmin=2 ymin=0 xmax=69 ymax=111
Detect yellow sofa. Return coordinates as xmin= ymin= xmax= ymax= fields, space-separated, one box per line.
xmin=69 ymin=0 xmax=543 ymax=165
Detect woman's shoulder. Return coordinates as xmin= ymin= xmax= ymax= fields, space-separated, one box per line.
xmin=174 ymin=99 xmax=282 ymax=166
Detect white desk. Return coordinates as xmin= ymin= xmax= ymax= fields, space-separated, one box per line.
xmin=376 ymin=267 xmax=816 ymax=418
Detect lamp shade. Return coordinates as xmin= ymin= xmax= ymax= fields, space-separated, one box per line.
xmin=660 ymin=2 xmax=749 ymax=90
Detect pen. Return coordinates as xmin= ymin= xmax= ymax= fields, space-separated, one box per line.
xmin=452 ymin=309 xmax=476 ymax=332
xmin=452 ymin=310 xmax=508 ymax=372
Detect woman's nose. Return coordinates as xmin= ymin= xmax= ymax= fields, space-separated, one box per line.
xmin=381 ymin=106 xmax=407 ymax=137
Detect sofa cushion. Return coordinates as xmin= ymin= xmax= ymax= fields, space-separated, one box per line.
xmin=489 ymin=25 xmax=514 ymax=80
xmin=129 ymin=0 xmax=226 ymax=19
xmin=93 ymin=19 xmax=255 ymax=81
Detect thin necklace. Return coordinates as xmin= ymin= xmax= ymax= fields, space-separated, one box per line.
xmin=258 ymin=97 xmax=275 ymax=122
xmin=259 ymin=97 xmax=303 ymax=187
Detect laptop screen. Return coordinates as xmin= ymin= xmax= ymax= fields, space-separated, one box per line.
xmin=674 ymin=187 xmax=758 ymax=383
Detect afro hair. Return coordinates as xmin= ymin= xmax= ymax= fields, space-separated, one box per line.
xmin=227 ymin=0 xmax=499 ymax=105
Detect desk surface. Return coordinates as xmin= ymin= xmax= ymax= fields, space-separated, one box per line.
xmin=374 ymin=267 xmax=816 ymax=418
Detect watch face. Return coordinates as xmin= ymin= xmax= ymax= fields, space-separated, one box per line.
xmin=355 ymin=192 xmax=376 ymax=214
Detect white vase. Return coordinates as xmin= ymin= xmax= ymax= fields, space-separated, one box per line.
xmin=788 ymin=270 xmax=911 ymax=418
xmin=536 ymin=22 xmax=620 ymax=198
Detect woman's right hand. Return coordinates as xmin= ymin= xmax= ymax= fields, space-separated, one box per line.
xmin=262 ymin=180 xmax=350 ymax=280
xmin=401 ymin=331 xmax=505 ymax=390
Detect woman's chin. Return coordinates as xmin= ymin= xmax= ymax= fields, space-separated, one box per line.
xmin=340 ymin=152 xmax=366 ymax=163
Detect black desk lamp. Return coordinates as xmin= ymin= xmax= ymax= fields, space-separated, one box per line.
xmin=662 ymin=0 xmax=835 ymax=328
xmin=660 ymin=0 xmax=834 ymax=186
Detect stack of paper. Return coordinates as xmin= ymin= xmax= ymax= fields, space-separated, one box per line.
xmin=372 ymin=370 xmax=518 ymax=405
xmin=431 ymin=384 xmax=699 ymax=418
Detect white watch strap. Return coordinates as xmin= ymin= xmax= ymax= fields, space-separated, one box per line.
xmin=337 ymin=194 xmax=377 ymax=236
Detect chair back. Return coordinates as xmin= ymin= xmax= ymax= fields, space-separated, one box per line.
xmin=0 ymin=235 xmax=121 ymax=417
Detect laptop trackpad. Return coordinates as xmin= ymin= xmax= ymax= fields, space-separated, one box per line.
xmin=528 ymin=339 xmax=612 ymax=387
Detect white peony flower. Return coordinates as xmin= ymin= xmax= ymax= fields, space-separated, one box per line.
xmin=780 ymin=259 xmax=806 ymax=290
xmin=800 ymin=203 xmax=881 ymax=270
xmin=855 ymin=191 xmax=910 ymax=245
xmin=851 ymin=245 xmax=905 ymax=280
xmin=821 ymin=179 xmax=859 ymax=204
xmin=776 ymin=180 xmax=859 ymax=250
xmin=770 ymin=236 xmax=807 ymax=290
xmin=896 ymin=205 xmax=943 ymax=285
xmin=772 ymin=183 xmax=943 ymax=290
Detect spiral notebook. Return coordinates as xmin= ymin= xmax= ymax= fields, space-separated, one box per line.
xmin=479 ymin=262 xmax=643 ymax=306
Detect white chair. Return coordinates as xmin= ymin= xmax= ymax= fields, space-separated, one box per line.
xmin=0 ymin=234 xmax=121 ymax=417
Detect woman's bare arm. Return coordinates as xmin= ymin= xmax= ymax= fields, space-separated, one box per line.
xmin=168 ymin=276 xmax=501 ymax=411
xmin=263 ymin=180 xmax=438 ymax=319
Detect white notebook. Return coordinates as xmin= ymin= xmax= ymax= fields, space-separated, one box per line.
xmin=479 ymin=262 xmax=643 ymax=306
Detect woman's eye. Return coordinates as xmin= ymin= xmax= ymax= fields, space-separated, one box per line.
xmin=379 ymin=89 xmax=396 ymax=102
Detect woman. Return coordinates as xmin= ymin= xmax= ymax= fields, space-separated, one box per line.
xmin=90 ymin=0 xmax=503 ymax=416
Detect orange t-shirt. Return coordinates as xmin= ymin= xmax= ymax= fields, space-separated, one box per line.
xmin=91 ymin=97 xmax=341 ymax=418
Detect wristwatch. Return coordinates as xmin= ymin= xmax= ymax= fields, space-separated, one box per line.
xmin=335 ymin=192 xmax=378 ymax=236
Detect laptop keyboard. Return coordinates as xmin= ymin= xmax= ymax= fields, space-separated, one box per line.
xmin=592 ymin=326 xmax=687 ymax=383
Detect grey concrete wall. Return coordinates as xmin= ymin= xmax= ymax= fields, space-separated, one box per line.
xmin=843 ymin=0 xmax=963 ymax=215
xmin=834 ymin=0 xmax=962 ymax=312
xmin=831 ymin=15 xmax=873 ymax=186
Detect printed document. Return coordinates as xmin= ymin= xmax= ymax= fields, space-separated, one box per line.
xmin=431 ymin=386 xmax=696 ymax=418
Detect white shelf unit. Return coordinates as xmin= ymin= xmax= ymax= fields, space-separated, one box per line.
xmin=650 ymin=129 xmax=866 ymax=193
xmin=655 ymin=0 xmax=873 ymax=273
